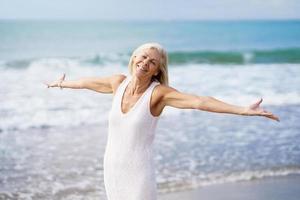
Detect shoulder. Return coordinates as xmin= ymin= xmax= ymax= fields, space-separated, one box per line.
xmin=111 ymin=74 xmax=126 ymax=84
xmin=153 ymin=84 xmax=177 ymax=96
xmin=152 ymin=84 xmax=178 ymax=104
xmin=110 ymin=74 xmax=127 ymax=94
xmin=149 ymin=84 xmax=180 ymax=115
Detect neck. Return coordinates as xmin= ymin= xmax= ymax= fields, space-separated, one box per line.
xmin=128 ymin=76 xmax=152 ymax=95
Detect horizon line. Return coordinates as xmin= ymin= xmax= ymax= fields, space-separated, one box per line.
xmin=1 ymin=17 xmax=300 ymax=22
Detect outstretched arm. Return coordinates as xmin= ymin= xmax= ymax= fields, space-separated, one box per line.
xmin=160 ymin=86 xmax=279 ymax=121
xmin=44 ymin=73 xmax=126 ymax=94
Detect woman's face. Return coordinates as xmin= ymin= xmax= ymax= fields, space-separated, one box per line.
xmin=133 ymin=48 xmax=160 ymax=80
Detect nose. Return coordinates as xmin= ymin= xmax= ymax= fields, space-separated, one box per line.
xmin=142 ymin=58 xmax=150 ymax=66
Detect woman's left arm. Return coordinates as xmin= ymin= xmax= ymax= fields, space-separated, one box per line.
xmin=160 ymin=86 xmax=279 ymax=122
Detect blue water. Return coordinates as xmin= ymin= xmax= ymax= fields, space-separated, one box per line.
xmin=1 ymin=20 xmax=300 ymax=61
xmin=0 ymin=20 xmax=300 ymax=199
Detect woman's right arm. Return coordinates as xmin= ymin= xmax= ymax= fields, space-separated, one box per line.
xmin=45 ymin=74 xmax=126 ymax=94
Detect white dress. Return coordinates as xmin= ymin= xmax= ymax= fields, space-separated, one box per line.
xmin=103 ymin=75 xmax=160 ymax=200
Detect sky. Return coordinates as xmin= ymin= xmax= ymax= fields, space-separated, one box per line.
xmin=0 ymin=0 xmax=300 ymax=20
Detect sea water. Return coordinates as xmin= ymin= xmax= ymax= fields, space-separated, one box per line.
xmin=0 ymin=20 xmax=300 ymax=199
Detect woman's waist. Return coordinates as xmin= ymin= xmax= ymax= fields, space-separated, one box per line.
xmin=104 ymin=146 xmax=154 ymax=164
xmin=105 ymin=136 xmax=155 ymax=151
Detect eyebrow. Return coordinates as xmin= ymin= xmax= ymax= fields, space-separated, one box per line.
xmin=144 ymin=52 xmax=159 ymax=63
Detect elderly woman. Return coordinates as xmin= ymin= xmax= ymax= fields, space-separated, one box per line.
xmin=46 ymin=43 xmax=279 ymax=200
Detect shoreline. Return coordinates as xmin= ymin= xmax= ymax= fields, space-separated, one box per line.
xmin=159 ymin=174 xmax=300 ymax=200
xmin=158 ymin=174 xmax=300 ymax=200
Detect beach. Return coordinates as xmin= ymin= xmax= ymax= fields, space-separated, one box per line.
xmin=1 ymin=20 xmax=300 ymax=199
xmin=160 ymin=175 xmax=300 ymax=200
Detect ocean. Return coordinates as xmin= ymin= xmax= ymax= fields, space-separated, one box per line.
xmin=0 ymin=20 xmax=300 ymax=199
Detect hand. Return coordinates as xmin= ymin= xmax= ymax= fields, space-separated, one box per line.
xmin=244 ymin=98 xmax=280 ymax=122
xmin=44 ymin=73 xmax=65 ymax=88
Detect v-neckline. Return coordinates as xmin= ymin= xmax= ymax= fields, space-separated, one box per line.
xmin=120 ymin=78 xmax=152 ymax=116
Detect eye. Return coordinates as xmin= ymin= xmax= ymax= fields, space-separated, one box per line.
xmin=142 ymin=55 xmax=147 ymax=59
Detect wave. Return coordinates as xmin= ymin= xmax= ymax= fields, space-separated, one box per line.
xmin=158 ymin=166 xmax=300 ymax=193
xmin=168 ymin=48 xmax=300 ymax=65
xmin=1 ymin=48 xmax=300 ymax=68
xmin=74 ymin=47 xmax=300 ymax=65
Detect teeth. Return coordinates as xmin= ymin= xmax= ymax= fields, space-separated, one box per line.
xmin=138 ymin=64 xmax=147 ymax=72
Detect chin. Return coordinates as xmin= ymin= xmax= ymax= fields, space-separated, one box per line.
xmin=134 ymin=71 xmax=144 ymax=79
xmin=134 ymin=68 xmax=143 ymax=76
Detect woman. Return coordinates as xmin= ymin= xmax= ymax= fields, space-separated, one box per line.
xmin=45 ymin=43 xmax=279 ymax=200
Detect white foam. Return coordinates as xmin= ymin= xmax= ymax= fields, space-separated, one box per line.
xmin=0 ymin=61 xmax=299 ymax=132
xmin=170 ymin=63 xmax=300 ymax=106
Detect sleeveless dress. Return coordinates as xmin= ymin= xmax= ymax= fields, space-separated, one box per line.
xmin=103 ymin=75 xmax=161 ymax=200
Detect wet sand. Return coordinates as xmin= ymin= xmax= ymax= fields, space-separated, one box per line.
xmin=159 ymin=174 xmax=300 ymax=200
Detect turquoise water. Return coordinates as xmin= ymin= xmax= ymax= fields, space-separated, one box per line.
xmin=1 ymin=20 xmax=300 ymax=63
xmin=0 ymin=20 xmax=300 ymax=199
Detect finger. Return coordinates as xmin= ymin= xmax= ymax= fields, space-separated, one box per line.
xmin=267 ymin=115 xmax=280 ymax=122
xmin=261 ymin=110 xmax=274 ymax=116
xmin=262 ymin=113 xmax=280 ymax=122
xmin=250 ymin=98 xmax=263 ymax=109
xmin=255 ymin=98 xmax=263 ymax=106
xmin=60 ymin=73 xmax=66 ymax=81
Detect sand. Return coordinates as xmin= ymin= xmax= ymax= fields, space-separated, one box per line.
xmin=159 ymin=174 xmax=300 ymax=200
